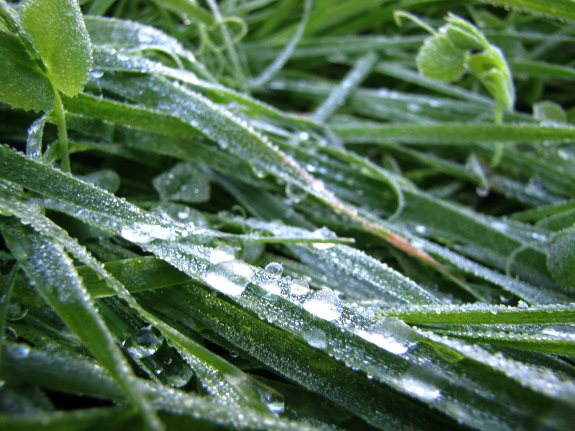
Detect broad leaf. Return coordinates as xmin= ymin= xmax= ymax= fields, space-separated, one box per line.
xmin=21 ymin=0 xmax=93 ymax=97
xmin=0 ymin=32 xmax=53 ymax=111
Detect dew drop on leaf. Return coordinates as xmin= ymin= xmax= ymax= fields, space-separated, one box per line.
xmin=210 ymin=245 xmax=236 ymax=264
xmin=303 ymin=328 xmax=327 ymax=349
xmin=12 ymin=343 xmax=31 ymax=359
xmin=285 ymin=183 xmax=308 ymax=203
xmin=290 ymin=278 xmax=310 ymax=297
xmin=355 ymin=318 xmax=417 ymax=355
xmin=123 ymin=326 xmax=163 ymax=359
xmin=264 ymin=262 xmax=283 ymax=277
xmin=204 ymin=260 xmax=253 ymax=296
xmin=302 ymin=289 xmax=342 ymax=321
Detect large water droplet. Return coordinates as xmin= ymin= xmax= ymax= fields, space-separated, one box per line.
xmin=401 ymin=365 xmax=443 ymax=401
xmin=162 ymin=356 xmax=194 ymax=387
xmin=264 ymin=262 xmax=283 ymax=277
xmin=290 ymin=278 xmax=310 ymax=297
xmin=120 ymin=223 xmax=178 ymax=244
xmin=204 ymin=260 xmax=253 ymax=296
xmin=285 ymin=183 xmax=308 ymax=203
xmin=153 ymin=162 xmax=211 ymax=203
xmin=123 ymin=326 xmax=163 ymax=359
xmin=302 ymin=289 xmax=342 ymax=321
xmin=12 ymin=343 xmax=31 ymax=359
xmin=355 ymin=318 xmax=417 ymax=355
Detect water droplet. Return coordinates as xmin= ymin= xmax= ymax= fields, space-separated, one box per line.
xmin=90 ymin=70 xmax=104 ymax=79
xmin=204 ymin=260 xmax=253 ymax=296
xmin=539 ymin=325 xmax=575 ymax=339
xmin=355 ymin=318 xmax=417 ymax=355
xmin=7 ymin=304 xmax=28 ymax=321
xmin=153 ymin=162 xmax=211 ymax=203
xmin=290 ymin=278 xmax=310 ymax=297
xmin=123 ymin=326 xmax=163 ymax=359
xmin=415 ymin=225 xmax=427 ymax=234
xmin=312 ymin=180 xmax=326 ymax=193
xmin=12 ymin=344 xmax=31 ymax=359
xmin=255 ymin=385 xmax=285 ymax=414
xmin=285 ymin=183 xmax=308 ymax=203
xmin=163 ymin=358 xmax=194 ymax=387
xmin=476 ymin=184 xmax=490 ymax=197
xmin=401 ymin=365 xmax=443 ymax=401
xmin=517 ymin=300 xmax=529 ymax=309
xmin=302 ymin=289 xmax=342 ymax=321
xmin=297 ymin=131 xmax=310 ymax=141
xmin=120 ymin=223 xmax=178 ymax=244
xmin=251 ymin=163 xmax=267 ymax=178
xmin=303 ymin=328 xmax=327 ymax=349
xmin=210 ymin=245 xmax=236 ymax=264
xmin=264 ymin=262 xmax=283 ymax=277
xmin=312 ymin=227 xmax=337 ymax=249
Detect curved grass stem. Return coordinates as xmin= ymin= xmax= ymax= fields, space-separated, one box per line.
xmin=51 ymin=85 xmax=70 ymax=172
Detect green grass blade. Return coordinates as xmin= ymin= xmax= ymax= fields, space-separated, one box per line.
xmin=335 ymin=122 xmax=575 ymax=144
xmin=0 ymin=221 xmax=163 ymax=431
xmin=477 ymin=0 xmax=575 ymax=22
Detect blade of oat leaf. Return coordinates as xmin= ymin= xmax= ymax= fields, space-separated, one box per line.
xmin=93 ymin=72 xmax=440 ymax=266
xmin=375 ymin=302 xmax=575 ymax=325
xmin=88 ymin=47 xmax=315 ymax=130
xmin=374 ymin=62 xmax=493 ymax=104
xmin=168 ymin=279 xmax=575 ymax=431
xmin=151 ymin=0 xmax=215 ymax=26
xmin=78 ymin=257 xmax=189 ymax=298
xmin=476 ymin=0 xmax=575 ymax=22
xmin=335 ymin=122 xmax=575 ymax=144
xmin=4 ymin=148 xmax=567 ymax=428
xmin=312 ymin=51 xmax=378 ymax=123
xmin=142 ymin=284 xmax=461 ymax=431
xmin=215 ymin=181 xmax=438 ymax=304
xmin=0 ymin=187 xmax=275 ymax=413
xmin=84 ymin=16 xmax=214 ymax=81
xmin=249 ymin=0 xmax=313 ymax=88
xmin=1 ymin=343 xmax=324 ymax=430
xmin=510 ymin=60 xmax=575 ymax=80
xmin=0 ymin=407 xmax=138 ymax=431
xmin=62 ymin=93 xmax=202 ymax=137
xmin=245 ymin=35 xmax=425 ymax=61
xmin=431 ymin=325 xmax=575 ymax=356
xmin=0 ymin=221 xmax=163 ymax=431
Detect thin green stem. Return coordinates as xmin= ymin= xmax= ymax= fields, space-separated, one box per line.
xmin=0 ymin=265 xmax=18 ymax=370
xmin=491 ymin=100 xmax=504 ymax=167
xmin=51 ymin=85 xmax=71 ymax=172
xmin=205 ymin=0 xmax=248 ymax=92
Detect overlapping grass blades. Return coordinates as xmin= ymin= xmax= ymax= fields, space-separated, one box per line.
xmin=1 ymin=1 xmax=575 ymax=430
